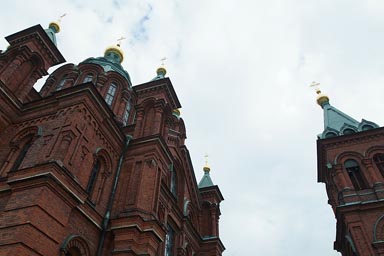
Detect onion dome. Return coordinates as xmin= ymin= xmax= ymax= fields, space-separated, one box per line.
xmin=81 ymin=43 xmax=131 ymax=85
xmin=316 ymin=88 xmax=330 ymax=108
xmin=152 ymin=65 xmax=167 ymax=81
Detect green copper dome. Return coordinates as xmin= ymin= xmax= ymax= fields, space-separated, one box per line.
xmin=81 ymin=46 xmax=132 ymax=86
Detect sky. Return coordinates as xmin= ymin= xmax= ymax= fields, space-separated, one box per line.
xmin=1 ymin=1 xmax=384 ymax=255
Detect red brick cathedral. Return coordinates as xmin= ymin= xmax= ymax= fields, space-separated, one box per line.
xmin=315 ymin=88 xmax=384 ymax=255
xmin=0 ymin=21 xmax=224 ymax=256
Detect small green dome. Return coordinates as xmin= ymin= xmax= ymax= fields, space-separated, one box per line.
xmin=81 ymin=46 xmax=131 ymax=85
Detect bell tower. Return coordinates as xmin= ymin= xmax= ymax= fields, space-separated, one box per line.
xmin=315 ymin=86 xmax=384 ymax=255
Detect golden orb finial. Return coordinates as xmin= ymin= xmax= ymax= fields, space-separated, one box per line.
xmin=156 ymin=57 xmax=167 ymax=77
xmin=49 ymin=13 xmax=67 ymax=33
xmin=104 ymin=36 xmax=125 ymax=63
xmin=203 ymin=154 xmax=211 ymax=172
xmin=172 ymin=108 xmax=181 ymax=118
xmin=310 ymin=81 xmax=330 ymax=106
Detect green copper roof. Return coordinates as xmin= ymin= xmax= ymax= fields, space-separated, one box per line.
xmin=319 ymin=100 xmax=379 ymax=139
xmin=81 ymin=51 xmax=132 ymax=86
xmin=198 ymin=169 xmax=214 ymax=188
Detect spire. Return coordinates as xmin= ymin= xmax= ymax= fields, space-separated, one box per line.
xmin=104 ymin=37 xmax=125 ymax=64
xmin=198 ymin=155 xmax=215 ymax=188
xmin=45 ymin=14 xmax=66 ymax=46
xmin=312 ymin=82 xmax=379 ymax=139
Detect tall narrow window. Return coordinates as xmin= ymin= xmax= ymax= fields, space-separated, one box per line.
xmin=344 ymin=159 xmax=368 ymax=190
xmin=164 ymin=224 xmax=174 ymax=256
xmin=170 ymin=164 xmax=177 ymax=198
xmin=11 ymin=138 xmax=32 ymax=172
xmin=105 ymin=83 xmax=117 ymax=106
xmin=87 ymin=159 xmax=100 ymax=193
xmin=374 ymin=153 xmax=384 ymax=178
xmin=55 ymin=77 xmax=67 ymax=91
xmin=83 ymin=73 xmax=93 ymax=83
xmin=122 ymin=101 xmax=131 ymax=125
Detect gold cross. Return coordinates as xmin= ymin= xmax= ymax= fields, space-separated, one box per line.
xmin=160 ymin=57 xmax=167 ymax=66
xmin=204 ymin=154 xmax=209 ymax=166
xmin=117 ymin=36 xmax=126 ymax=46
xmin=310 ymin=81 xmax=320 ymax=88
xmin=58 ymin=13 xmax=67 ymax=23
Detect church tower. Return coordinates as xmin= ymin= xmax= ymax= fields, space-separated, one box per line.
xmin=315 ymin=87 xmax=384 ymax=255
xmin=0 ymin=22 xmax=224 ymax=256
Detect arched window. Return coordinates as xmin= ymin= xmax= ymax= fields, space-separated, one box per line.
xmin=373 ymin=153 xmax=384 ymax=178
xmin=55 ymin=75 xmax=67 ymax=91
xmin=122 ymin=100 xmax=131 ymax=125
xmin=11 ymin=136 xmax=33 ymax=172
xmin=164 ymin=223 xmax=175 ymax=256
xmin=82 ymin=73 xmax=93 ymax=83
xmin=344 ymin=159 xmax=368 ymax=190
xmin=105 ymin=83 xmax=117 ymax=106
xmin=86 ymin=159 xmax=100 ymax=193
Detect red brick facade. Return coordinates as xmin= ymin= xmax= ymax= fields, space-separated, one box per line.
xmin=318 ymin=124 xmax=384 ymax=255
xmin=0 ymin=24 xmax=224 ymax=256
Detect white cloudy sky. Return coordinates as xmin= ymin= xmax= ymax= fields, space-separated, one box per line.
xmin=2 ymin=1 xmax=384 ymax=255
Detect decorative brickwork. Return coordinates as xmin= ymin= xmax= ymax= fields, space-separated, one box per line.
xmin=0 ymin=24 xmax=224 ymax=256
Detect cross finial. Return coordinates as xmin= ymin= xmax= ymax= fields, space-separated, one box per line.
xmin=310 ymin=81 xmax=320 ymax=88
xmin=117 ymin=36 xmax=126 ymax=47
xmin=160 ymin=57 xmax=167 ymax=66
xmin=58 ymin=13 xmax=67 ymax=23
xmin=204 ymin=154 xmax=209 ymax=166
xmin=310 ymin=81 xmax=322 ymax=94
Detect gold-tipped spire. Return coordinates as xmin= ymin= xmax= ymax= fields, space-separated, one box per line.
xmin=310 ymin=81 xmax=329 ymax=106
xmin=203 ymin=154 xmax=211 ymax=172
xmin=49 ymin=13 xmax=67 ymax=33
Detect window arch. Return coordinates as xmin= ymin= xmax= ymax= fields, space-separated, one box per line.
xmin=1 ymin=126 xmax=41 ymax=176
xmin=82 ymin=73 xmax=93 ymax=83
xmin=55 ymin=75 xmax=68 ymax=91
xmin=105 ymin=83 xmax=117 ymax=106
xmin=60 ymin=235 xmax=90 ymax=256
xmin=373 ymin=153 xmax=384 ymax=178
xmin=344 ymin=159 xmax=368 ymax=190
xmin=86 ymin=149 xmax=112 ymax=204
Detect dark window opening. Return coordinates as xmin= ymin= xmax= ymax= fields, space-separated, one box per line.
xmin=344 ymin=159 xmax=368 ymax=190
xmin=11 ymin=138 xmax=32 ymax=172
xmin=164 ymin=224 xmax=174 ymax=256
xmin=87 ymin=159 xmax=100 ymax=193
